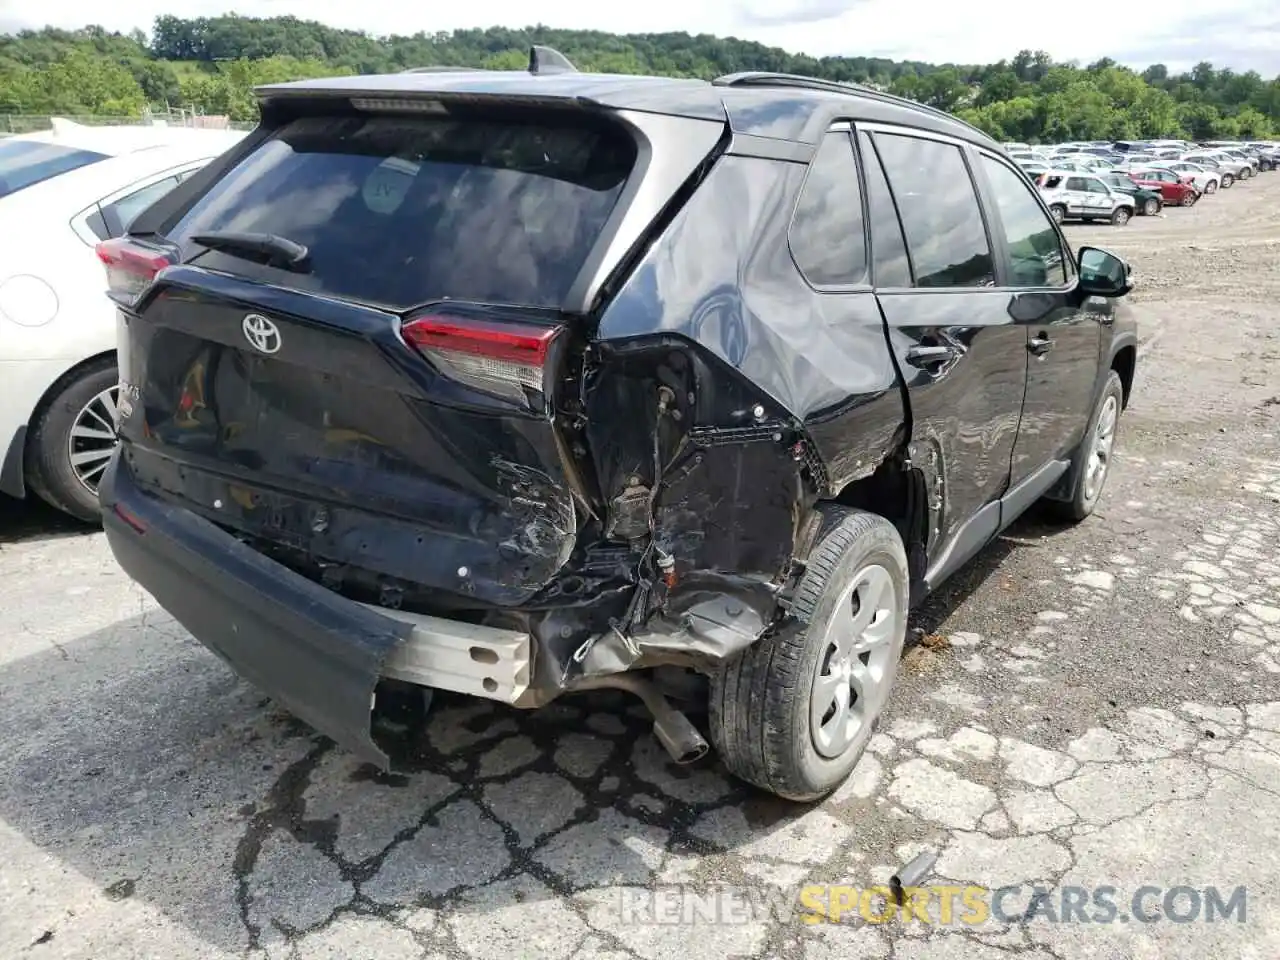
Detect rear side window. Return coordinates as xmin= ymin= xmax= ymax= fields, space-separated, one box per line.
xmin=169 ymin=113 xmax=637 ymax=309
xmin=857 ymin=131 xmax=912 ymax=288
xmin=788 ymin=131 xmax=866 ymax=286
xmin=979 ymin=156 xmax=1067 ymax=288
xmin=873 ymin=133 xmax=994 ymax=289
xmin=103 ymin=176 xmax=182 ymax=237
xmin=0 ymin=140 xmax=108 ymax=198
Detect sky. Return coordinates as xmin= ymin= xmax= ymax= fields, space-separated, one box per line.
xmin=3 ymin=0 xmax=1279 ymax=75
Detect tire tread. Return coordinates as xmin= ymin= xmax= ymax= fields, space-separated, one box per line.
xmin=710 ymin=507 xmax=905 ymax=800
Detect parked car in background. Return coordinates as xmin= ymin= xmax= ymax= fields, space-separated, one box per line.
xmin=1110 ymin=152 xmax=1157 ymax=171
xmin=1184 ymin=150 xmax=1249 ymax=184
xmin=0 ymin=120 xmax=245 ymax=520
xmin=1151 ymin=159 xmax=1221 ymax=194
xmin=1218 ymin=147 xmax=1260 ymax=174
xmin=1242 ymin=143 xmax=1280 ymax=170
xmin=94 ymin=58 xmax=1138 ymax=802
xmin=1017 ymin=160 xmax=1051 ymax=178
xmin=1062 ymin=154 xmax=1116 ymax=172
xmin=1128 ymin=168 xmax=1199 ymax=206
xmin=1099 ymin=171 xmax=1162 ymax=216
xmin=1031 ymin=170 xmax=1134 ymax=225
xmin=1203 ymin=142 xmax=1266 ymax=170
xmin=1053 ymin=156 xmax=1112 ymax=174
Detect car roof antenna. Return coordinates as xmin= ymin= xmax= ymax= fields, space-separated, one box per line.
xmin=528 ymin=45 xmax=578 ymax=76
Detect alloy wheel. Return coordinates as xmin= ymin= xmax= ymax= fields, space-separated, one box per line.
xmin=1083 ymin=394 xmax=1118 ymax=503
xmin=809 ymin=564 xmax=900 ymax=759
xmin=67 ymin=385 xmax=120 ymax=495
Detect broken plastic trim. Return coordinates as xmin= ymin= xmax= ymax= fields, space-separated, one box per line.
xmin=569 ymin=592 xmax=770 ymax=679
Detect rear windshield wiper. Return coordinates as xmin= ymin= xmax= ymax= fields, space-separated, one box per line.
xmin=190 ymin=231 xmax=311 ymax=273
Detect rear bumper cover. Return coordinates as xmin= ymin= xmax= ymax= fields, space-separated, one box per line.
xmin=101 ymin=453 xmax=418 ymax=767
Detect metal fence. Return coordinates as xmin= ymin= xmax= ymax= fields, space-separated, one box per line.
xmin=0 ymin=112 xmax=257 ymax=135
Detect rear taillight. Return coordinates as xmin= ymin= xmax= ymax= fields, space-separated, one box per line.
xmin=401 ymin=313 xmax=559 ymax=403
xmin=95 ymin=238 xmax=174 ymax=307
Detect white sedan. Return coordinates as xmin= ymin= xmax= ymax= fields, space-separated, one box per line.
xmin=0 ymin=120 xmax=245 ymax=520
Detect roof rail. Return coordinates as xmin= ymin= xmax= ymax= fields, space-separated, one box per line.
xmin=399 ymin=65 xmax=490 ymax=74
xmin=528 ymin=45 xmax=577 ymax=76
xmin=711 ymin=71 xmax=989 ymax=141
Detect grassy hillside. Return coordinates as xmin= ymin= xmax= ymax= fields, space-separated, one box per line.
xmin=0 ymin=17 xmax=1277 ymax=141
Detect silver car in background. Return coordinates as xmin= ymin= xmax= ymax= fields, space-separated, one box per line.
xmin=1036 ymin=170 xmax=1136 ymax=225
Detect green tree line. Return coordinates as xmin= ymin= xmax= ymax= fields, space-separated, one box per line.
xmin=1 ymin=15 xmax=1278 ymax=140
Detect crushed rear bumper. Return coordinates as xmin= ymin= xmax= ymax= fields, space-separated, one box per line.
xmin=99 ymin=452 xmax=531 ymax=766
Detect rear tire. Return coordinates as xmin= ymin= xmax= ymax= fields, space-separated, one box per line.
xmin=1049 ymin=204 xmax=1066 ymax=224
xmin=1183 ymin=191 xmax=1198 ymax=207
xmin=1205 ymin=180 xmax=1218 ymax=194
xmin=1222 ymin=174 xmax=1234 ymax=188
xmin=1142 ymin=197 xmax=1160 ymax=216
xmin=1110 ymin=207 xmax=1131 ymax=226
xmin=25 ymin=357 xmax=118 ymax=523
xmin=1044 ymin=371 xmax=1124 ymax=523
xmin=709 ymin=507 xmax=909 ymax=801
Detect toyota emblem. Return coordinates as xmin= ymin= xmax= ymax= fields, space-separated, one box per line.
xmin=242 ymin=314 xmax=282 ymax=354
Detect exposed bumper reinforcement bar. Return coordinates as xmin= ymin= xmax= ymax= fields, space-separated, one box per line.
xmin=367 ymin=604 xmax=531 ymax=705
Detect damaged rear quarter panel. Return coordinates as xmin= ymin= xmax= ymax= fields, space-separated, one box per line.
xmin=591 ymin=154 xmax=906 ymax=583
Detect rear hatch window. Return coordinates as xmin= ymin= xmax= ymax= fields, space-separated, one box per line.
xmin=0 ymin=140 xmax=108 ymax=198
xmin=167 ymin=111 xmax=637 ymax=309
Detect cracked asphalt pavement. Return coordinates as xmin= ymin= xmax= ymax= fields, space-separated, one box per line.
xmin=3 ymin=175 xmax=1280 ymax=960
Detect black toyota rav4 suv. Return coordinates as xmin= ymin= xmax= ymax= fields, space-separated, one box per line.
xmin=97 ymin=49 xmax=1137 ymax=801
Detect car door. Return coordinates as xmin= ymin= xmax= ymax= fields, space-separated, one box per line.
xmin=1164 ymin=169 xmax=1192 ymax=198
xmin=1063 ymin=175 xmax=1091 ymax=214
xmin=859 ymin=126 xmax=1027 ymax=577
xmin=1080 ymin=176 xmax=1114 ymax=215
xmin=971 ymin=152 xmax=1102 ymax=489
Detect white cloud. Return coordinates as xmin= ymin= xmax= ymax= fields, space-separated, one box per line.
xmin=2 ymin=0 xmax=1277 ymax=73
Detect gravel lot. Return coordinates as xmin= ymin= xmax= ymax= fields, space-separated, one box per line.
xmin=2 ymin=174 xmax=1279 ymax=960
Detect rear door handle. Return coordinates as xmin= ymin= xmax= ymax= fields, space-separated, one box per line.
xmin=905 ymin=344 xmax=958 ymax=368
xmin=1028 ymin=335 xmax=1055 ymax=356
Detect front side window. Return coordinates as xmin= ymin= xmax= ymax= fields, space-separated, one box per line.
xmin=788 ymin=131 xmax=867 ymax=287
xmin=873 ymin=133 xmax=994 ymax=289
xmin=980 ymin=155 xmax=1067 ymax=288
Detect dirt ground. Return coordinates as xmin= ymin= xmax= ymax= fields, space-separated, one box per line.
xmin=1 ymin=172 xmax=1278 ymax=960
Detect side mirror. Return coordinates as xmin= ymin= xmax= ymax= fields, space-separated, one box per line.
xmin=1077 ymin=246 xmax=1132 ymax=297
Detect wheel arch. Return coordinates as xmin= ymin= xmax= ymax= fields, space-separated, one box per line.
xmin=828 ymin=455 xmax=931 ymax=606
xmin=1110 ymin=341 xmax=1136 ymax=410
xmin=20 ymin=349 xmax=118 ymax=488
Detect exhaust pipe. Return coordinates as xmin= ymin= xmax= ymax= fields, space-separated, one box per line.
xmin=571 ymin=673 xmax=709 ymax=764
